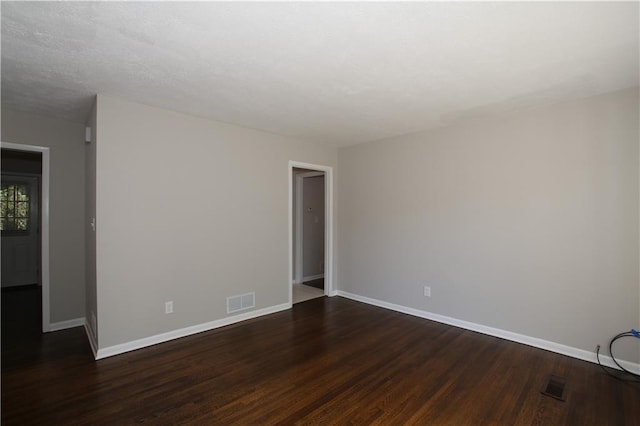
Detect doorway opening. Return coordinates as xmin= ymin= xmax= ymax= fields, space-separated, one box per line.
xmin=288 ymin=161 xmax=333 ymax=305
xmin=1 ymin=143 xmax=51 ymax=333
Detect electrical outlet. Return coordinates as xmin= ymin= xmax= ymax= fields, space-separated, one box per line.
xmin=165 ymin=301 xmax=174 ymax=314
xmin=423 ymin=286 xmax=431 ymax=297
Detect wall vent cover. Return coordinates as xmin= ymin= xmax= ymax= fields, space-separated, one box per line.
xmin=227 ymin=292 xmax=255 ymax=314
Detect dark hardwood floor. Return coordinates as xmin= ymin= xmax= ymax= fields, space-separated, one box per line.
xmin=1 ymin=285 xmax=42 ymax=339
xmin=2 ymin=293 xmax=638 ymax=425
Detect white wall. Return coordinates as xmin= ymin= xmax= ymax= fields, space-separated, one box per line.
xmin=338 ymin=88 xmax=639 ymax=363
xmin=1 ymin=109 xmax=86 ymax=323
xmin=93 ymin=95 xmax=337 ymax=349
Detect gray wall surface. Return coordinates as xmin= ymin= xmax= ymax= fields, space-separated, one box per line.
xmin=338 ymin=88 xmax=640 ymax=363
xmin=85 ymin=100 xmax=98 ymax=342
xmin=1 ymin=109 xmax=86 ymax=323
xmin=303 ymin=175 xmax=325 ymax=278
xmin=93 ymin=95 xmax=337 ymax=349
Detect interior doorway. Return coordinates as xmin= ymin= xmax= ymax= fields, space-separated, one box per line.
xmin=1 ymin=143 xmax=51 ymax=333
xmin=289 ymin=161 xmax=333 ymax=305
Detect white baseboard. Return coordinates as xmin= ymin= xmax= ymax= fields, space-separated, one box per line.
xmin=303 ymin=274 xmax=324 ymax=282
xmin=337 ymin=291 xmax=640 ymax=375
xmin=84 ymin=320 xmax=98 ymax=359
xmin=49 ymin=317 xmax=85 ymax=332
xmin=95 ymin=302 xmax=291 ymax=360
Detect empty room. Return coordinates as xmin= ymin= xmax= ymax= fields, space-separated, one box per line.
xmin=1 ymin=2 xmax=638 ymax=424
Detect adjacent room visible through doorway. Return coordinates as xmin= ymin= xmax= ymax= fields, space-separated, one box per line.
xmin=1 ymin=142 xmax=50 ymax=333
xmin=1 ymin=148 xmax=43 ymax=342
xmin=291 ymin=165 xmax=327 ymax=304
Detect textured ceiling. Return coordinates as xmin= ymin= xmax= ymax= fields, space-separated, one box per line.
xmin=2 ymin=2 xmax=638 ymax=146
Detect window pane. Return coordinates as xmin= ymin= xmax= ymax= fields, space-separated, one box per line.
xmin=16 ymin=186 xmax=29 ymax=201
xmin=4 ymin=218 xmax=15 ymax=231
xmin=16 ymin=202 xmax=29 ymax=218
xmin=1 ymin=184 xmax=30 ymax=233
xmin=15 ymin=218 xmax=28 ymax=231
xmin=5 ymin=202 xmax=14 ymax=217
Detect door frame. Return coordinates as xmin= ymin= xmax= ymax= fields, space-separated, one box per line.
xmin=1 ymin=142 xmax=51 ymax=332
xmin=288 ymin=161 xmax=334 ymax=305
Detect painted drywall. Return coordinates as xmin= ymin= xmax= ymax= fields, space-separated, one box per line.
xmin=303 ymin=175 xmax=325 ymax=278
xmin=1 ymin=109 xmax=86 ymax=323
xmin=93 ymin=95 xmax=337 ymax=349
xmin=85 ymin=99 xmax=98 ymax=343
xmin=338 ymin=88 xmax=639 ymax=363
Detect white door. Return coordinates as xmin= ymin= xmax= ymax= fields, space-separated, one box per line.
xmin=1 ymin=175 xmax=40 ymax=287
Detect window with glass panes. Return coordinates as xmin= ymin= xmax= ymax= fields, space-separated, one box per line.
xmin=1 ymin=183 xmax=30 ymax=232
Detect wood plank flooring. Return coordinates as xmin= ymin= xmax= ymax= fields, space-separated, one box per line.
xmin=2 ymin=292 xmax=638 ymax=425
